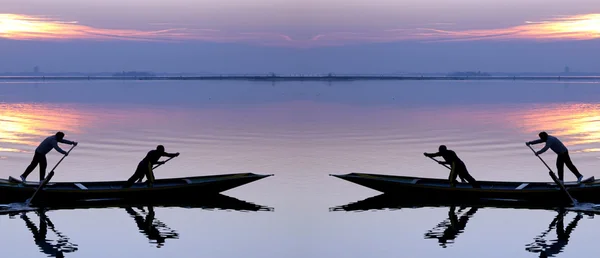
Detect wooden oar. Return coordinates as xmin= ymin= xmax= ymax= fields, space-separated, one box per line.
xmin=26 ymin=144 xmax=77 ymax=206
xmin=426 ymin=156 xmax=451 ymax=170
xmin=526 ymin=144 xmax=578 ymax=206
xmin=548 ymin=171 xmax=578 ymax=206
xmin=153 ymin=156 xmax=176 ymax=170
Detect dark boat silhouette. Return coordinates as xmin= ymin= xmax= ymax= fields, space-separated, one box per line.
xmin=0 ymin=173 xmax=272 ymax=205
xmin=330 ymin=173 xmax=598 ymax=204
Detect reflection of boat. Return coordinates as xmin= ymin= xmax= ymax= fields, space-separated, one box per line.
xmin=423 ymin=206 xmax=478 ymax=248
xmin=7 ymin=194 xmax=272 ymax=256
xmin=330 ymin=173 xmax=600 ymax=204
xmin=1 ymin=193 xmax=274 ymax=216
xmin=329 ymin=194 xmax=561 ymax=212
xmin=40 ymin=193 xmax=274 ymax=212
xmin=525 ymin=209 xmax=583 ymax=258
xmin=20 ymin=210 xmax=78 ymax=258
xmin=332 ymin=194 xmax=590 ymax=257
xmin=0 ymin=173 xmax=272 ymax=204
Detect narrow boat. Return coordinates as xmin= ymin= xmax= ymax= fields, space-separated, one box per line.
xmin=0 ymin=173 xmax=272 ymax=204
xmin=330 ymin=173 xmax=600 ymax=204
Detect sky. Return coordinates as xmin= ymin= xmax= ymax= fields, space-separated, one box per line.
xmin=1 ymin=0 xmax=599 ymax=73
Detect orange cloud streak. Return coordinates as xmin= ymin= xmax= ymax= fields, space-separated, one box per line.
xmin=0 ymin=13 xmax=291 ymax=43
xmin=417 ymin=14 xmax=600 ymax=42
xmin=313 ymin=14 xmax=600 ymax=45
xmin=1 ymin=13 xmax=598 ymax=47
xmin=0 ymin=14 xmax=181 ymax=41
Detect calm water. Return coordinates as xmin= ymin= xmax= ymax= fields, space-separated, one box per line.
xmin=1 ymin=79 xmax=600 ymax=257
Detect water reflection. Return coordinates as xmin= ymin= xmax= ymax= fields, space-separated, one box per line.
xmin=6 ymin=194 xmax=272 ymax=257
xmin=423 ymin=206 xmax=478 ymax=248
xmin=0 ymin=103 xmax=87 ymax=147
xmin=514 ymin=104 xmax=600 ymax=147
xmin=329 ymin=194 xmax=561 ymax=212
xmin=125 ymin=206 xmax=179 ymax=248
xmin=330 ymin=194 xmax=591 ymax=257
xmin=19 ymin=210 xmax=77 ymax=258
xmin=525 ymin=208 xmax=583 ymax=258
xmin=41 ymin=194 xmax=275 ymax=212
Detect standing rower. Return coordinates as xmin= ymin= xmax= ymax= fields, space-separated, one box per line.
xmin=20 ymin=132 xmax=78 ymax=182
xmin=527 ymin=131 xmax=584 ymax=183
xmin=424 ymin=145 xmax=480 ymax=188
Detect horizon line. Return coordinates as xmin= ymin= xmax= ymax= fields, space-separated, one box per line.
xmin=1 ymin=74 xmax=599 ymax=83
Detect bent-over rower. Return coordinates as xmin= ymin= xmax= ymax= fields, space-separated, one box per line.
xmin=424 ymin=145 xmax=480 ymax=188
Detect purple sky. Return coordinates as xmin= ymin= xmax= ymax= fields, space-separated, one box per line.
xmin=1 ymin=0 xmax=599 ymax=73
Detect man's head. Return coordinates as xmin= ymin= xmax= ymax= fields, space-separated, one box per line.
xmin=538 ymin=131 xmax=548 ymax=141
xmin=55 ymin=131 xmax=65 ymax=140
xmin=157 ymin=145 xmax=165 ymax=152
xmin=438 ymin=145 xmax=447 ymax=152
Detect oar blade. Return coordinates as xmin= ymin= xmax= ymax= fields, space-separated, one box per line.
xmin=26 ymin=171 xmax=55 ymax=206
xmin=548 ymin=171 xmax=578 ymax=206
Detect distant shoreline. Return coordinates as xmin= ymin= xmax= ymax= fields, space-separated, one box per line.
xmin=0 ymin=75 xmax=599 ymax=82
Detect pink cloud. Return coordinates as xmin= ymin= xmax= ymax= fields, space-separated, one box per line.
xmin=308 ymin=14 xmax=600 ymax=46
xmin=1 ymin=13 xmax=599 ymax=47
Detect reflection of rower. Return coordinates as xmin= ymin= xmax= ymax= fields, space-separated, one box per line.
xmin=125 ymin=206 xmax=179 ymax=248
xmin=526 ymin=209 xmax=583 ymax=257
xmin=424 ymin=206 xmax=479 ymax=248
xmin=21 ymin=210 xmax=78 ymax=258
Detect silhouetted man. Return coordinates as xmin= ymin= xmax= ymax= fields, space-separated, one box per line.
xmin=527 ymin=131 xmax=584 ymax=183
xmin=124 ymin=145 xmax=179 ymax=188
xmin=424 ymin=145 xmax=480 ymax=188
xmin=20 ymin=131 xmax=78 ymax=182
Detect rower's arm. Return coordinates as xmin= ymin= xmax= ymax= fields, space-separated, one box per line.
xmin=528 ymin=139 xmax=544 ymax=145
xmin=52 ymin=140 xmax=67 ymax=155
xmin=537 ymin=142 xmax=551 ymax=155
xmin=424 ymin=152 xmax=442 ymax=157
xmin=58 ymin=138 xmax=75 ymax=145
xmin=162 ymin=152 xmax=180 ymax=158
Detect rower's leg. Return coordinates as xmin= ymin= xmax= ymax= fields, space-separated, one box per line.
xmin=21 ymin=153 xmax=41 ymax=180
xmin=458 ymin=171 xmax=466 ymax=183
xmin=39 ymin=155 xmax=47 ymax=181
xmin=124 ymin=167 xmax=144 ymax=188
xmin=459 ymin=168 xmax=480 ymax=188
xmin=563 ymin=152 xmax=583 ymax=179
xmin=124 ymin=173 xmax=140 ymax=188
xmin=556 ymin=155 xmax=565 ymax=181
xmin=145 ymin=162 xmax=154 ymax=187
xmin=449 ymin=162 xmax=458 ymax=187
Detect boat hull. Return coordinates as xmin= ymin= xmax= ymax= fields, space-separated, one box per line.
xmin=0 ymin=173 xmax=272 ymax=204
xmin=331 ymin=173 xmax=600 ymax=204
